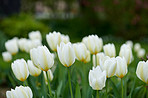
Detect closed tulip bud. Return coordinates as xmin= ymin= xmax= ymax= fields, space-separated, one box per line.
xmin=73 ymin=43 xmax=89 ymax=62
xmin=32 ymin=39 xmax=42 ymax=48
xmin=46 ymin=31 xmax=61 ymax=51
xmin=82 ymin=35 xmax=103 ymax=54
xmin=24 ymin=40 xmax=34 ymax=53
xmin=27 ymin=60 xmax=41 ymax=77
xmin=136 ymin=60 xmax=148 ymax=84
xmin=29 ymin=31 xmax=42 ymax=41
xmin=115 ymin=57 xmax=128 ymax=78
xmin=137 ymin=48 xmax=146 ymax=58
xmin=89 ymin=66 xmax=106 ymax=90
xmin=11 ymin=59 xmax=29 ymax=81
xmin=30 ymin=46 xmax=54 ymax=71
xmin=96 ymin=52 xmax=105 ymax=66
xmin=134 ymin=43 xmax=141 ymax=52
xmin=84 ymin=50 xmax=90 ymax=63
xmin=103 ymin=43 xmax=116 ymax=57
xmin=57 ymin=42 xmax=75 ymax=67
xmin=100 ymin=57 xmax=117 ymax=78
xmin=2 ymin=51 xmax=12 ymax=62
xmin=61 ymin=34 xmax=70 ymax=43
xmin=119 ymin=44 xmax=133 ymax=65
xmin=125 ymin=40 xmax=133 ymax=48
xmin=43 ymin=69 xmax=53 ymax=84
xmin=6 ymin=85 xmax=33 ymax=98
xmin=5 ymin=38 xmax=18 ymax=55
xmin=18 ymin=38 xmax=27 ymax=51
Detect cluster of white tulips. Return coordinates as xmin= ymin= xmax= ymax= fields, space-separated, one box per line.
xmin=2 ymin=31 xmax=148 ymax=98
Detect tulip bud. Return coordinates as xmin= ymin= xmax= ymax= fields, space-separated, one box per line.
xmin=24 ymin=40 xmax=34 ymax=53
xmin=61 ymin=34 xmax=70 ymax=43
xmin=5 ymin=38 xmax=18 ymax=55
xmin=89 ymin=66 xmax=106 ymax=90
xmin=134 ymin=43 xmax=141 ymax=52
xmin=84 ymin=50 xmax=90 ymax=63
xmin=103 ymin=43 xmax=116 ymax=57
xmin=30 ymin=46 xmax=54 ymax=71
xmin=125 ymin=40 xmax=133 ymax=48
xmin=100 ymin=57 xmax=117 ymax=78
xmin=115 ymin=57 xmax=128 ymax=78
xmin=18 ymin=38 xmax=27 ymax=51
xmin=119 ymin=44 xmax=133 ymax=65
xmin=29 ymin=31 xmax=42 ymax=41
xmin=32 ymin=39 xmax=42 ymax=48
xmin=137 ymin=48 xmax=146 ymax=58
xmin=46 ymin=31 xmax=61 ymax=51
xmin=136 ymin=60 xmax=148 ymax=84
xmin=11 ymin=59 xmax=29 ymax=81
xmin=82 ymin=35 xmax=103 ymax=54
xmin=6 ymin=85 xmax=33 ymax=98
xmin=73 ymin=43 xmax=89 ymax=62
xmin=57 ymin=42 xmax=75 ymax=67
xmin=43 ymin=69 xmax=53 ymax=84
xmin=96 ymin=52 xmax=105 ymax=66
xmin=2 ymin=51 xmax=12 ymax=62
xmin=27 ymin=60 xmax=41 ymax=77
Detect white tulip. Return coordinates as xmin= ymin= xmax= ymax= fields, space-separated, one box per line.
xmin=24 ymin=40 xmax=34 ymax=53
xmin=103 ymin=43 xmax=116 ymax=57
xmin=29 ymin=31 xmax=42 ymax=41
xmin=43 ymin=69 xmax=53 ymax=84
xmin=84 ymin=50 xmax=90 ymax=63
xmin=100 ymin=57 xmax=117 ymax=78
xmin=11 ymin=59 xmax=29 ymax=81
xmin=30 ymin=46 xmax=54 ymax=71
xmin=82 ymin=35 xmax=103 ymax=54
xmin=5 ymin=38 xmax=18 ymax=55
xmin=6 ymin=85 xmax=33 ymax=98
xmin=61 ymin=34 xmax=70 ymax=43
xmin=57 ymin=42 xmax=75 ymax=67
xmin=115 ymin=57 xmax=128 ymax=78
xmin=134 ymin=43 xmax=141 ymax=52
xmin=18 ymin=38 xmax=27 ymax=51
xmin=119 ymin=44 xmax=133 ymax=65
xmin=32 ymin=39 xmax=42 ymax=48
xmin=136 ymin=60 xmax=148 ymax=84
xmin=137 ymin=48 xmax=146 ymax=58
xmin=89 ymin=66 xmax=106 ymax=90
xmin=46 ymin=31 xmax=61 ymax=51
xmin=2 ymin=51 xmax=12 ymax=62
xmin=96 ymin=52 xmax=105 ymax=66
xmin=27 ymin=60 xmax=41 ymax=77
xmin=125 ymin=40 xmax=133 ymax=48
xmin=73 ymin=43 xmax=90 ymax=62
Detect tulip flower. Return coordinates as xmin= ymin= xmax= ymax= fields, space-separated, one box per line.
xmin=89 ymin=66 xmax=106 ymax=90
xmin=103 ymin=43 xmax=116 ymax=57
xmin=43 ymin=69 xmax=54 ymax=84
xmin=115 ymin=57 xmax=128 ymax=78
xmin=125 ymin=40 xmax=133 ymax=48
xmin=136 ymin=60 xmax=148 ymax=84
xmin=11 ymin=59 xmax=29 ymax=81
xmin=29 ymin=30 xmax=42 ymax=41
xmin=134 ymin=43 xmax=141 ymax=52
xmin=137 ymin=48 xmax=146 ymax=58
xmin=5 ymin=38 xmax=18 ymax=55
xmin=6 ymin=85 xmax=33 ymax=98
xmin=96 ymin=52 xmax=105 ymax=66
xmin=119 ymin=44 xmax=133 ymax=65
xmin=100 ymin=57 xmax=117 ymax=78
xmin=30 ymin=46 xmax=54 ymax=71
xmin=61 ymin=34 xmax=70 ymax=43
xmin=24 ymin=40 xmax=34 ymax=53
xmin=57 ymin=42 xmax=75 ymax=67
xmin=2 ymin=51 xmax=12 ymax=62
xmin=27 ymin=60 xmax=41 ymax=77
xmin=73 ymin=43 xmax=90 ymax=63
xmin=83 ymin=50 xmax=90 ymax=63
xmin=32 ymin=39 xmax=42 ymax=48
xmin=18 ymin=38 xmax=28 ymax=51
xmin=46 ymin=31 xmax=61 ymax=51
xmin=82 ymin=35 xmax=103 ymax=54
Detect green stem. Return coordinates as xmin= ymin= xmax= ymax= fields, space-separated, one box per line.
xmin=68 ymin=67 xmax=73 ymax=98
xmin=121 ymin=78 xmax=123 ymax=98
xmin=106 ymin=78 xmax=108 ymax=98
xmin=96 ymin=90 xmax=99 ymax=98
xmin=46 ymin=71 xmax=52 ymax=97
xmin=146 ymin=85 xmax=148 ymax=98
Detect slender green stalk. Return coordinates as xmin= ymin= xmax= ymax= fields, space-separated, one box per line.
xmin=46 ymin=71 xmax=52 ymax=97
xmin=106 ymin=78 xmax=108 ymax=98
xmin=121 ymin=78 xmax=123 ymax=98
xmin=68 ymin=67 xmax=73 ymax=98
xmin=96 ymin=90 xmax=99 ymax=98
xmin=23 ymin=80 xmax=28 ymax=86
xmin=146 ymin=85 xmax=148 ymax=98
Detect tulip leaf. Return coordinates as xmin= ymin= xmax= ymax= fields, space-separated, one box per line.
xmin=110 ymin=79 xmax=120 ymax=98
xmin=75 ymin=83 xmax=81 ymax=98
